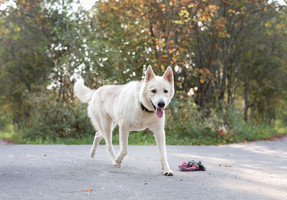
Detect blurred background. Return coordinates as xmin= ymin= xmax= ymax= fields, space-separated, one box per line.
xmin=0 ymin=0 xmax=286 ymax=145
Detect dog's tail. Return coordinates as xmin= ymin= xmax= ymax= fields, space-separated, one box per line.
xmin=74 ymin=79 xmax=94 ymax=103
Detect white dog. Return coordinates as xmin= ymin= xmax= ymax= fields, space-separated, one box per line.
xmin=74 ymin=66 xmax=174 ymax=176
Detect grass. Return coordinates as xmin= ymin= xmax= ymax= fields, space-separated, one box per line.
xmin=1 ymin=123 xmax=286 ymax=145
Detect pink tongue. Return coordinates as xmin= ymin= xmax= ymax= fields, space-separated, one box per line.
xmin=156 ymin=108 xmax=164 ymax=118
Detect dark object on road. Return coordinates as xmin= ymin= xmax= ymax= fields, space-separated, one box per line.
xmin=178 ymin=160 xmax=206 ymax=172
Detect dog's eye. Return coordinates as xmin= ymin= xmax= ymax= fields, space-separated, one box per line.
xmin=151 ymin=89 xmax=157 ymax=93
xmin=164 ymin=89 xmax=168 ymax=93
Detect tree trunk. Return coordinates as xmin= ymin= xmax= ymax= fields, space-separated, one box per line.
xmin=244 ymin=82 xmax=249 ymax=122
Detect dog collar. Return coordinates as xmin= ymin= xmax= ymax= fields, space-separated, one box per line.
xmin=141 ymin=103 xmax=154 ymax=113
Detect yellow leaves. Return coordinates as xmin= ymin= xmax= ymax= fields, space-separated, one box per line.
xmin=209 ymin=5 xmax=219 ymax=11
xmin=188 ymin=3 xmax=195 ymax=8
xmin=172 ymin=20 xmax=184 ymax=25
xmin=179 ymin=10 xmax=189 ymax=18
xmin=174 ymin=8 xmax=191 ymax=24
xmin=161 ymin=4 xmax=166 ymax=12
xmin=13 ymin=26 xmax=21 ymax=32
xmin=196 ymin=4 xmax=219 ymax=22
xmin=218 ymin=31 xmax=230 ymax=38
xmin=209 ymin=4 xmax=220 ymax=17
xmin=199 ymin=15 xmax=208 ymax=22
xmin=265 ymin=21 xmax=272 ymax=28
xmin=188 ymin=2 xmax=199 ymax=8
xmin=228 ymin=9 xmax=236 ymax=14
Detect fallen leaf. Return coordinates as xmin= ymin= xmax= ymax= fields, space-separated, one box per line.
xmin=81 ymin=188 xmax=93 ymax=192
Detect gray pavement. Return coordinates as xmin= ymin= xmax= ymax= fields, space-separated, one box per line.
xmin=0 ymin=137 xmax=287 ymax=200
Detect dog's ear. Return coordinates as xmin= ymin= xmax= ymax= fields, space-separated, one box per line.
xmin=145 ymin=66 xmax=156 ymax=81
xmin=163 ymin=66 xmax=174 ymax=83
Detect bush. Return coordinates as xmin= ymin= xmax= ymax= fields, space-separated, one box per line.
xmin=165 ymin=97 xmax=280 ymax=145
xmin=19 ymin=92 xmax=95 ymax=143
xmin=4 ymin=92 xmax=282 ymax=145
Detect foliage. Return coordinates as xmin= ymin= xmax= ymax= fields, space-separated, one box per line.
xmin=1 ymin=95 xmax=282 ymax=145
xmin=165 ymin=97 xmax=280 ymax=145
xmin=0 ymin=0 xmax=287 ymax=145
xmin=23 ymin=92 xmax=93 ymax=141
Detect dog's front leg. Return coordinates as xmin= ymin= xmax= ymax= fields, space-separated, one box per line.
xmin=115 ymin=126 xmax=129 ymax=168
xmin=152 ymin=127 xmax=173 ymax=176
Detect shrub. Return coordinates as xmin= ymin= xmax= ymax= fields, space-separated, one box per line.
xmin=7 ymin=92 xmax=282 ymax=145
xmin=20 ymin=92 xmax=94 ymax=143
xmin=165 ymin=97 xmax=279 ymax=145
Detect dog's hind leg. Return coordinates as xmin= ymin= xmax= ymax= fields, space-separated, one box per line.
xmin=103 ymin=122 xmax=117 ymax=165
xmin=90 ymin=131 xmax=103 ymax=158
xmin=89 ymin=108 xmax=116 ymax=165
xmin=115 ymin=126 xmax=129 ymax=168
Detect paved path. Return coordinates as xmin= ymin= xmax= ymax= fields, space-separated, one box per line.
xmin=0 ymin=137 xmax=287 ymax=200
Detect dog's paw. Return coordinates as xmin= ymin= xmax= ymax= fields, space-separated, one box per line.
xmin=111 ymin=159 xmax=117 ymax=166
xmin=115 ymin=161 xmax=121 ymax=168
xmin=90 ymin=151 xmax=95 ymax=158
xmin=162 ymin=170 xmax=173 ymax=176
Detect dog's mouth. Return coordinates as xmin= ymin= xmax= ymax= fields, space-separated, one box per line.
xmin=150 ymin=100 xmax=164 ymax=119
xmin=156 ymin=108 xmax=164 ymax=118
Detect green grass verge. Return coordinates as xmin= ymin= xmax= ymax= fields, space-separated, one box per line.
xmin=1 ymin=123 xmax=286 ymax=145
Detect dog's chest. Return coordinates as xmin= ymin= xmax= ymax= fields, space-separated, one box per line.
xmin=126 ymin=113 xmax=159 ymax=131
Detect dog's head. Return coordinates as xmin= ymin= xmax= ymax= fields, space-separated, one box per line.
xmin=140 ymin=66 xmax=174 ymax=118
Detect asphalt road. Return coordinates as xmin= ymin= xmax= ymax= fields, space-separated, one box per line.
xmin=0 ymin=137 xmax=287 ymax=200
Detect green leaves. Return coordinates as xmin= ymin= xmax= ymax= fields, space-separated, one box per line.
xmin=0 ymin=0 xmax=287 ymax=141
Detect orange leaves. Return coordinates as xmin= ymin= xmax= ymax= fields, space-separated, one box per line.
xmin=81 ymin=188 xmax=93 ymax=192
xmin=188 ymin=3 xmax=196 ymax=8
xmin=215 ymin=18 xmax=228 ymax=28
xmin=214 ymin=18 xmax=229 ymax=38
xmin=193 ymin=68 xmax=215 ymax=85
xmin=161 ymin=3 xmax=166 ymax=12
xmin=218 ymin=125 xmax=228 ymax=137
xmin=219 ymin=164 xmax=232 ymax=167
xmin=228 ymin=9 xmax=237 ymax=14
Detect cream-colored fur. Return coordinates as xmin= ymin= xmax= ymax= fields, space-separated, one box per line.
xmin=74 ymin=66 xmax=174 ymax=176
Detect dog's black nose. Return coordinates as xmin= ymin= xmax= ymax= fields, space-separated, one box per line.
xmin=158 ymin=101 xmax=165 ymax=108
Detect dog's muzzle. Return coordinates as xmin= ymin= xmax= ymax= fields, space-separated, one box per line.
xmin=155 ymin=100 xmax=165 ymax=118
